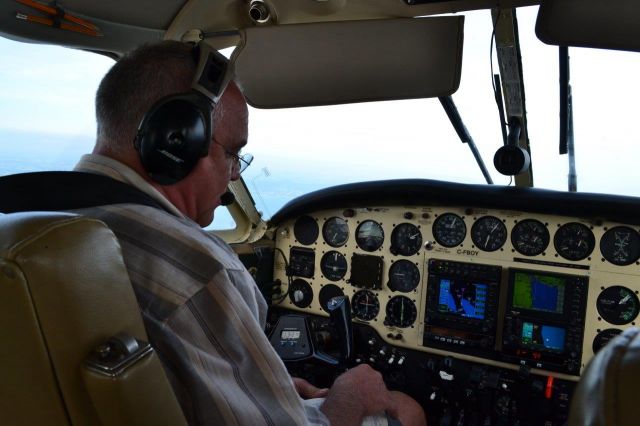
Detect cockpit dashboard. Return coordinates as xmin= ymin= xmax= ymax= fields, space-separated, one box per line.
xmin=264 ymin=179 xmax=640 ymax=424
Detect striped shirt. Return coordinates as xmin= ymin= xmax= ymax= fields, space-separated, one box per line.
xmin=74 ymin=154 xmax=329 ymax=426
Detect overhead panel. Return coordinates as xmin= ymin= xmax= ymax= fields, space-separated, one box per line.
xmin=0 ymin=0 xmax=171 ymax=54
xmin=536 ymin=0 xmax=640 ymax=52
xmin=231 ymin=16 xmax=464 ymax=108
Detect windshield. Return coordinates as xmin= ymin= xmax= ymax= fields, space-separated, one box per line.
xmin=245 ymin=6 xmax=640 ymax=218
xmin=1 ymin=6 xmax=639 ymax=226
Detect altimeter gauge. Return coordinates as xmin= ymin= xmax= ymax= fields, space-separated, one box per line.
xmin=471 ymin=216 xmax=507 ymax=252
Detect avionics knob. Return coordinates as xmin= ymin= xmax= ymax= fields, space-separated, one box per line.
xmin=293 ymin=290 xmax=304 ymax=303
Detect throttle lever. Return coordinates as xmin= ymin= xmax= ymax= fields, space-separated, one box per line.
xmin=327 ymin=296 xmax=353 ymax=364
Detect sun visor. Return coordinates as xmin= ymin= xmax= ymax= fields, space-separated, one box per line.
xmin=536 ymin=0 xmax=640 ymax=52
xmin=231 ymin=17 xmax=464 ymax=109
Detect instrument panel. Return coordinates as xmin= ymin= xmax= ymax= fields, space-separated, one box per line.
xmin=273 ymin=204 xmax=640 ymax=379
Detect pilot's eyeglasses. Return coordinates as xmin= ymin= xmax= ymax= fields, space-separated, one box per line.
xmin=212 ymin=139 xmax=253 ymax=174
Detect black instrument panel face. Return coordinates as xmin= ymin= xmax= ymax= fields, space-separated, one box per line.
xmin=274 ymin=205 xmax=640 ymax=378
xmin=322 ymin=216 xmax=349 ymax=247
xmin=599 ymin=226 xmax=640 ymax=265
xmin=471 ymin=216 xmax=507 ymax=252
xmin=553 ymin=222 xmax=595 ymax=261
xmin=356 ymin=220 xmax=384 ymax=251
xmin=432 ymin=213 xmax=466 ymax=247
xmin=390 ymin=223 xmax=422 ymax=256
xmin=511 ymin=219 xmax=550 ymax=256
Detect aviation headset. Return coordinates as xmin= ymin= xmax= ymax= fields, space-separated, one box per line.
xmin=134 ymin=43 xmax=234 ymax=185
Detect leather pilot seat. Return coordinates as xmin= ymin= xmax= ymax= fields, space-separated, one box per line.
xmin=569 ymin=327 xmax=640 ymax=426
xmin=0 ymin=211 xmax=186 ymax=425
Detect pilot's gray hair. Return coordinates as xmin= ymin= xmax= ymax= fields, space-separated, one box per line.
xmin=95 ymin=41 xmax=222 ymax=157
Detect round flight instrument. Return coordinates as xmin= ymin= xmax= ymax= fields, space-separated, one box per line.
xmin=322 ymin=217 xmax=349 ymax=247
xmin=294 ymin=215 xmax=319 ymax=245
xmin=288 ymin=279 xmax=313 ymax=308
xmin=432 ymin=213 xmax=466 ymax=248
xmin=385 ymin=296 xmax=417 ymax=328
xmin=319 ymin=284 xmax=345 ymax=312
xmin=511 ymin=219 xmax=550 ymax=256
xmin=471 ymin=216 xmax=507 ymax=252
xmin=351 ymin=290 xmax=380 ymax=321
xmin=388 ymin=260 xmax=420 ymax=293
xmin=390 ymin=223 xmax=422 ymax=256
xmin=320 ymin=251 xmax=347 ymax=281
xmin=553 ymin=222 xmax=595 ymax=261
xmin=592 ymin=328 xmax=623 ymax=354
xmin=596 ymin=286 xmax=640 ymax=325
xmin=600 ymin=226 xmax=640 ymax=266
xmin=356 ymin=220 xmax=385 ymax=252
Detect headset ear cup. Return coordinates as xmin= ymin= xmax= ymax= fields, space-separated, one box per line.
xmin=135 ymin=92 xmax=213 ymax=185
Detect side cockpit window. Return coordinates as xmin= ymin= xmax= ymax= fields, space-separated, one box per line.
xmin=0 ymin=37 xmax=112 ymax=175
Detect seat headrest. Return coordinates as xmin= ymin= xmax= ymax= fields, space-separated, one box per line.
xmin=0 ymin=211 xmax=83 ymax=253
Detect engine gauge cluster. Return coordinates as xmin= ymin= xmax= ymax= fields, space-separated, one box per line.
xmin=554 ymin=222 xmax=595 ymax=261
xmin=511 ymin=219 xmax=549 ymax=256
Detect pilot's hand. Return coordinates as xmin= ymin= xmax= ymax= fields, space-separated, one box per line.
xmin=292 ymin=377 xmax=329 ymax=399
xmin=320 ymin=364 xmax=398 ymax=426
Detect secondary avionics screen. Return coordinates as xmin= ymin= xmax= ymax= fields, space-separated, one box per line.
xmin=512 ymin=271 xmax=566 ymax=314
xmin=520 ymin=321 xmax=566 ymax=351
xmin=437 ymin=279 xmax=487 ymax=319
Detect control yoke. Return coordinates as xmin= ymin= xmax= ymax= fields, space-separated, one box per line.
xmin=326 ymin=296 xmax=354 ymax=365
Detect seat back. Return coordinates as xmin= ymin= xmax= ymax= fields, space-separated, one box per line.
xmin=569 ymin=327 xmax=640 ymax=426
xmin=0 ymin=211 xmax=186 ymax=425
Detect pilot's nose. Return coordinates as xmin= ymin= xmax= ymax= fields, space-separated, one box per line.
xmin=230 ymin=164 xmax=241 ymax=181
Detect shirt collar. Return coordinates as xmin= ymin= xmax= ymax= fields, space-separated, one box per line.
xmin=74 ymin=154 xmax=185 ymax=218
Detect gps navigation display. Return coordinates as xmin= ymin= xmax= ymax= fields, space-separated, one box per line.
xmin=437 ymin=278 xmax=487 ymax=320
xmin=512 ymin=271 xmax=566 ymax=314
xmin=521 ymin=321 xmax=566 ymax=351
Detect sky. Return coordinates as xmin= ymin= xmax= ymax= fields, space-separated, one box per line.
xmin=1 ymin=6 xmax=639 ymax=228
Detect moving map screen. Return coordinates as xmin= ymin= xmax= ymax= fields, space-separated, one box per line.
xmin=520 ymin=321 xmax=566 ymax=351
xmin=512 ymin=271 xmax=566 ymax=314
xmin=437 ymin=278 xmax=487 ymax=320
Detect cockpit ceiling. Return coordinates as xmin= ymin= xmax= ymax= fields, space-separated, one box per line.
xmin=1 ymin=0 xmax=539 ymax=55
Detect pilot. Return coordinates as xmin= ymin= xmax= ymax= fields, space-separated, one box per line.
xmin=73 ymin=41 xmax=426 ymax=426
